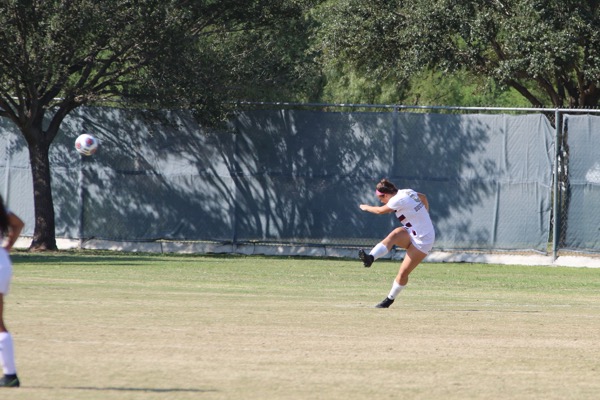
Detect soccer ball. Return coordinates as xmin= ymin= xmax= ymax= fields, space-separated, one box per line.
xmin=75 ymin=134 xmax=98 ymax=156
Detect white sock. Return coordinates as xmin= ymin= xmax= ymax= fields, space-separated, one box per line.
xmin=370 ymin=243 xmax=389 ymax=260
xmin=388 ymin=281 xmax=405 ymax=300
xmin=0 ymin=332 xmax=17 ymax=375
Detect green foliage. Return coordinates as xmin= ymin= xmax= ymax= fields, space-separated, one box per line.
xmin=319 ymin=61 xmax=409 ymax=104
xmin=0 ymin=0 xmax=321 ymax=126
xmin=406 ymin=70 xmax=535 ymax=107
xmin=128 ymin=0 xmax=324 ymax=119
xmin=314 ymin=0 xmax=600 ymax=107
xmin=317 ymin=62 xmax=542 ymax=107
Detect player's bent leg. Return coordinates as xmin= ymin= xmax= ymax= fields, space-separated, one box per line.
xmin=382 ymin=227 xmax=412 ymax=250
xmin=360 ymin=229 xmax=408 ymax=268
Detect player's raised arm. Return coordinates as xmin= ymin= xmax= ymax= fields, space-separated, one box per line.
xmin=359 ymin=204 xmax=394 ymax=214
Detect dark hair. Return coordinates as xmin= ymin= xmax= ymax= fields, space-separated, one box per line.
xmin=0 ymin=195 xmax=8 ymax=236
xmin=376 ymin=179 xmax=398 ymax=195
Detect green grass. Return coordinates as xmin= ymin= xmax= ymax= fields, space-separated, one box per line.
xmin=6 ymin=251 xmax=600 ymax=399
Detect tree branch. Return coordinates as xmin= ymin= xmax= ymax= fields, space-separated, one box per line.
xmin=505 ymin=79 xmax=544 ymax=107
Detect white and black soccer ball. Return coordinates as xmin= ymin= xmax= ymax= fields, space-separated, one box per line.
xmin=75 ymin=133 xmax=99 ymax=156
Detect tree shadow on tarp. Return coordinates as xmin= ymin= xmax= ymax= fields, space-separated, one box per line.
xmin=392 ymin=112 xmax=554 ymax=251
xmin=51 ymin=106 xmax=237 ymax=242
xmin=230 ymin=109 xmax=392 ymax=243
xmin=45 ymin=106 xmax=552 ymax=251
xmin=392 ymin=112 xmax=496 ymax=249
xmin=229 ymin=110 xmax=499 ymax=247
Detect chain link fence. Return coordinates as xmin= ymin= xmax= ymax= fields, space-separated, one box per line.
xmin=2 ymin=104 xmax=600 ymax=258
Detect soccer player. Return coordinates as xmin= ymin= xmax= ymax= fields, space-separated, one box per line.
xmin=0 ymin=196 xmax=24 ymax=388
xmin=358 ymin=179 xmax=435 ymax=308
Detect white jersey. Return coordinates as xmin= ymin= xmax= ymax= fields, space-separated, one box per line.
xmin=387 ymin=189 xmax=435 ymax=246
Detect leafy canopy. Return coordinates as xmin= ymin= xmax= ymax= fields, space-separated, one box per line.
xmin=315 ymin=0 xmax=600 ymax=107
xmin=0 ymin=0 xmax=320 ymax=128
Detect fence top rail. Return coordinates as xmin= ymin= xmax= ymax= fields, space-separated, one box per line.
xmin=236 ymin=101 xmax=600 ymax=114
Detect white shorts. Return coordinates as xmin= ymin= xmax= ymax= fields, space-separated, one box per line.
xmin=0 ymin=248 xmax=13 ymax=295
xmin=410 ymin=240 xmax=434 ymax=255
xmin=404 ymin=228 xmax=435 ymax=255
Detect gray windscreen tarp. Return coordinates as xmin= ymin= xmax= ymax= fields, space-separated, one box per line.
xmin=391 ymin=112 xmax=554 ymax=252
xmin=1 ymin=107 xmax=554 ymax=252
xmin=562 ymin=114 xmax=600 ymax=251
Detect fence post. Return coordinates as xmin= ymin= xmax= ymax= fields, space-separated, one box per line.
xmin=552 ymin=109 xmax=561 ymax=261
xmin=77 ymin=155 xmax=88 ymax=249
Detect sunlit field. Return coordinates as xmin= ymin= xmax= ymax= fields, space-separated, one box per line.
xmin=5 ymin=251 xmax=600 ymax=400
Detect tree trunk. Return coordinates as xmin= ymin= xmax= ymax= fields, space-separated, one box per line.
xmin=27 ymin=141 xmax=58 ymax=251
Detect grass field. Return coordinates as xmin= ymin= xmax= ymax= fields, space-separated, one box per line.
xmin=4 ymin=251 xmax=600 ymax=399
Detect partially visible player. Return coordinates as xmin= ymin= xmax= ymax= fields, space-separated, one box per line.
xmin=0 ymin=196 xmax=24 ymax=388
xmin=358 ymin=179 xmax=435 ymax=308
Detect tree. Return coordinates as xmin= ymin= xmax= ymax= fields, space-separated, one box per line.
xmin=314 ymin=0 xmax=600 ymax=108
xmin=0 ymin=0 xmax=319 ymax=250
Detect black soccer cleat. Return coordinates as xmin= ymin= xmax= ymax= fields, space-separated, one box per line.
xmin=375 ymin=297 xmax=395 ymax=308
xmin=0 ymin=374 xmax=20 ymax=388
xmin=358 ymin=249 xmax=374 ymax=268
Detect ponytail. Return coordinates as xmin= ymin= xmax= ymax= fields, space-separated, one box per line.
xmin=375 ymin=179 xmax=398 ymax=195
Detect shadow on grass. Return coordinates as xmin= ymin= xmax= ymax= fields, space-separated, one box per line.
xmin=417 ymin=308 xmax=542 ymax=313
xmin=65 ymin=386 xmax=217 ymax=393
xmin=10 ymin=249 xmax=357 ymax=265
xmin=10 ymin=249 xmax=238 ymax=265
